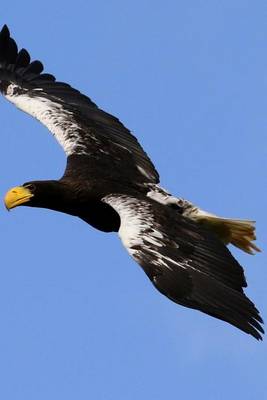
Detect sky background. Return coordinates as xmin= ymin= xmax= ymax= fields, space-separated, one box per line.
xmin=0 ymin=1 xmax=266 ymax=399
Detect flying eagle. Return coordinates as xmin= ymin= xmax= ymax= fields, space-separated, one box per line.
xmin=0 ymin=25 xmax=263 ymax=340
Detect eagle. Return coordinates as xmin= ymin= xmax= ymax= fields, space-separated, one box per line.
xmin=0 ymin=25 xmax=263 ymax=340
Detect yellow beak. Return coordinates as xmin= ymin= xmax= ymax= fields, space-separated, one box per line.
xmin=4 ymin=186 xmax=34 ymax=210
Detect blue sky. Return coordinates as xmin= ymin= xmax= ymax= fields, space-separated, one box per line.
xmin=0 ymin=1 xmax=266 ymax=399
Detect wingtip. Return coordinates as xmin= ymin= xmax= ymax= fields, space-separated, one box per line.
xmin=0 ymin=24 xmax=10 ymax=37
xmin=252 ymin=327 xmax=264 ymax=341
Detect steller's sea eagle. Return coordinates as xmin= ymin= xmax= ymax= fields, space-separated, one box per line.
xmin=0 ymin=25 xmax=263 ymax=340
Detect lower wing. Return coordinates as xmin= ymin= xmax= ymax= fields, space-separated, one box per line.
xmin=103 ymin=194 xmax=263 ymax=340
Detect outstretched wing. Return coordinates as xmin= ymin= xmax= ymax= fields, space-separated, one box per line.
xmin=103 ymin=194 xmax=264 ymax=340
xmin=0 ymin=25 xmax=159 ymax=184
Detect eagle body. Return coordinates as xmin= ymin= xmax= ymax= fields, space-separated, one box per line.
xmin=0 ymin=25 xmax=263 ymax=340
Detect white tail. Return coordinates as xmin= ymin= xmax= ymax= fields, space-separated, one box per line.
xmin=199 ymin=216 xmax=260 ymax=254
xmin=181 ymin=204 xmax=261 ymax=255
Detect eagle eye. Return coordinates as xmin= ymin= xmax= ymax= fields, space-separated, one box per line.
xmin=24 ymin=183 xmax=36 ymax=192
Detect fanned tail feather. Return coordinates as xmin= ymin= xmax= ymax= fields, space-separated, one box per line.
xmin=181 ymin=205 xmax=261 ymax=255
xmin=219 ymin=218 xmax=261 ymax=255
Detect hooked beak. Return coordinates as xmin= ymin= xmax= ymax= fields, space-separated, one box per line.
xmin=4 ymin=186 xmax=34 ymax=210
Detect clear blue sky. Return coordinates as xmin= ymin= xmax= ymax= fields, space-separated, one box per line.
xmin=1 ymin=1 xmax=266 ymax=399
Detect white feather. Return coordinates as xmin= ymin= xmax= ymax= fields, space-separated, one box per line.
xmin=5 ymin=83 xmax=86 ymax=156
xmin=103 ymin=194 xmax=188 ymax=272
xmin=103 ymin=195 xmax=163 ymax=254
xmin=146 ymin=184 xmax=180 ymax=206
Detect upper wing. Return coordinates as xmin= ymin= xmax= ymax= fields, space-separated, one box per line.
xmin=103 ymin=194 xmax=264 ymax=340
xmin=0 ymin=25 xmax=159 ymax=184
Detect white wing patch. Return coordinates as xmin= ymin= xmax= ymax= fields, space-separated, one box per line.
xmin=146 ymin=183 xmax=182 ymax=206
xmin=103 ymin=195 xmax=163 ymax=253
xmin=5 ymin=83 xmax=87 ymax=156
xmin=103 ymin=194 xmax=186 ymax=272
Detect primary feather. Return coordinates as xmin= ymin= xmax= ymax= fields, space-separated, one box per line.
xmin=0 ymin=25 xmax=159 ymax=184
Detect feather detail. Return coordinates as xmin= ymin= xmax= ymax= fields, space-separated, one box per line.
xmin=0 ymin=24 xmax=159 ymax=184
xmin=181 ymin=208 xmax=261 ymax=255
xmin=103 ymin=194 xmax=263 ymax=340
xmin=145 ymin=185 xmax=260 ymax=255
